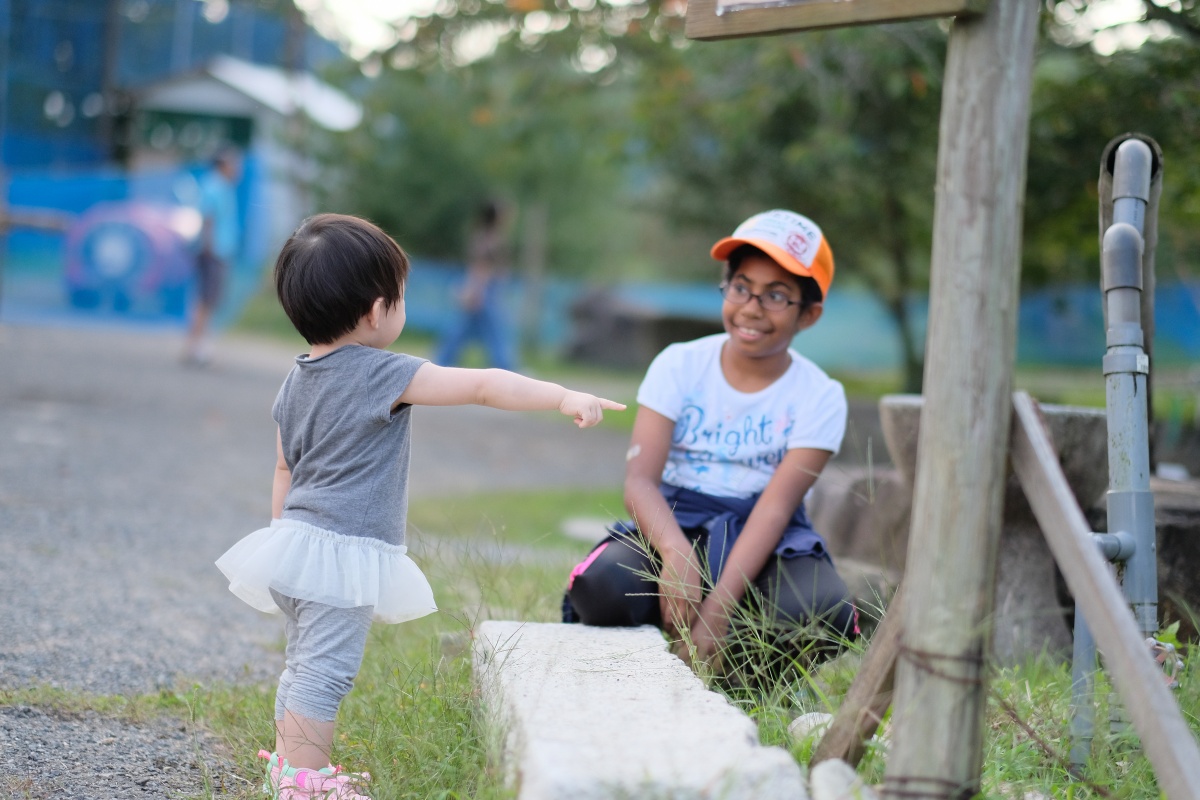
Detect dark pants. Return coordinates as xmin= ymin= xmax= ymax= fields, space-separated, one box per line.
xmin=566 ymin=529 xmax=858 ymax=682
xmin=195 ymin=251 xmax=227 ymax=308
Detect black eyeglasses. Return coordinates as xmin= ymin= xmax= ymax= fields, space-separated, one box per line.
xmin=719 ymin=282 xmax=799 ymax=312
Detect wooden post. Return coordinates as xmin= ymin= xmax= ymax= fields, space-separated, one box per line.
xmin=811 ymin=583 xmax=903 ymax=768
xmin=882 ymin=0 xmax=1039 ymax=796
xmin=1010 ymin=392 xmax=1200 ymax=799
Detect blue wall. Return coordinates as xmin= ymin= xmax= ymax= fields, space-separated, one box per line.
xmin=394 ymin=269 xmax=1200 ymax=370
xmin=2 ymin=0 xmax=343 ymax=169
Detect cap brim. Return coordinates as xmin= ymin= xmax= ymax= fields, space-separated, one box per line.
xmin=711 ymin=236 xmax=811 ymax=280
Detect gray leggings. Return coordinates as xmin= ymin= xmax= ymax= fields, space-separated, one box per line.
xmin=270 ymin=589 xmax=374 ymax=723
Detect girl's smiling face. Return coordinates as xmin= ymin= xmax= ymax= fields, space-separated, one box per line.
xmin=721 ymin=253 xmax=822 ymax=366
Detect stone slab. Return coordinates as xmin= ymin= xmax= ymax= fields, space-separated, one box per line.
xmin=473 ymin=621 xmax=808 ymax=800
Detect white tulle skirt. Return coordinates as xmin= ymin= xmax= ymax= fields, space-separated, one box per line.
xmin=215 ymin=519 xmax=437 ymax=624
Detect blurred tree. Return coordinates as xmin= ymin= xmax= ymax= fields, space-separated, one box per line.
xmin=311 ymin=0 xmax=1199 ymax=386
xmin=1024 ymin=37 xmax=1200 ymax=289
xmin=316 ymin=65 xmax=490 ymax=260
xmin=315 ymin=25 xmax=638 ymax=277
xmin=319 ymin=7 xmax=945 ymax=388
xmin=626 ymin=25 xmax=946 ymax=391
xmin=1045 ymin=0 xmax=1200 ymax=43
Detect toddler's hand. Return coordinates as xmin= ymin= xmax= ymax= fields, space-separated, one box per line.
xmin=558 ymin=391 xmax=626 ymax=428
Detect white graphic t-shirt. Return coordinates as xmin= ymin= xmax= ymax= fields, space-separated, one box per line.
xmin=637 ymin=333 xmax=846 ymax=499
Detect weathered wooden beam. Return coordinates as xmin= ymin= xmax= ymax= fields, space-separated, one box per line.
xmin=685 ymin=0 xmax=986 ymax=41
xmin=1010 ymin=392 xmax=1200 ymax=799
xmin=811 ymin=583 xmax=903 ymax=768
xmin=882 ymin=0 xmax=1039 ymax=796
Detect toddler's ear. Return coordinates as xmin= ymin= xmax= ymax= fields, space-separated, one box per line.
xmin=796 ymin=302 xmax=823 ymax=332
xmin=366 ymin=297 xmax=386 ymax=329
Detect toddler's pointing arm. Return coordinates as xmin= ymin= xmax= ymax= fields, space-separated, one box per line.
xmin=396 ymin=363 xmax=625 ymax=428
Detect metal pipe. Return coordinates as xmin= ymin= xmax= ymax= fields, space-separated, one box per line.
xmin=1070 ymin=527 xmax=1140 ymax=774
xmin=1093 ymin=530 xmax=1136 ymax=562
xmin=1069 ymin=609 xmax=1096 ymax=773
xmin=1111 ymin=139 xmax=1152 ymax=233
xmin=1101 ymin=221 xmax=1158 ymax=638
xmin=1072 ymin=138 xmax=1160 ymax=769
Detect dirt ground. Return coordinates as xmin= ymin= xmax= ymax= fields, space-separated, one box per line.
xmin=0 ymin=322 xmax=633 ymax=798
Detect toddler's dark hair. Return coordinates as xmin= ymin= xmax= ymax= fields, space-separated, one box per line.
xmin=724 ymin=244 xmax=823 ymax=308
xmin=274 ymin=214 xmax=410 ymax=345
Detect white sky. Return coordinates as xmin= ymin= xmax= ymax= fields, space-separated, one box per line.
xmin=298 ymin=0 xmax=441 ymax=58
xmin=1081 ymin=0 xmax=1171 ymax=54
xmin=301 ymin=0 xmax=1155 ymax=59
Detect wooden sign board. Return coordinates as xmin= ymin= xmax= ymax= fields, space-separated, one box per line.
xmin=685 ymin=0 xmax=988 ymax=40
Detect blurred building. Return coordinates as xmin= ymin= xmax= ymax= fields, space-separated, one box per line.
xmin=0 ymin=0 xmax=360 ymax=326
xmin=2 ymin=0 xmax=344 ymax=170
xmin=134 ymin=53 xmax=361 ymax=251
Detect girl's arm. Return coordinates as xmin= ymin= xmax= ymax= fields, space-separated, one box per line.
xmin=395 ymin=363 xmax=625 ymax=427
xmin=624 ymin=407 xmax=703 ymax=636
xmin=271 ymin=427 xmax=292 ymax=519
xmin=689 ymin=446 xmax=832 ymax=664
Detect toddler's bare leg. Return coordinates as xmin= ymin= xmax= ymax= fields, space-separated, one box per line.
xmin=279 ymin=709 xmax=337 ymax=770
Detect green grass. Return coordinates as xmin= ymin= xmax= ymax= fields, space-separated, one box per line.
xmin=17 ymin=294 xmax=1185 ymax=796
xmin=409 ymin=487 xmax=625 ymax=551
xmin=5 ymin=486 xmax=1200 ymax=797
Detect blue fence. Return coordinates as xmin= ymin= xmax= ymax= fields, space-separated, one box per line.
xmin=404 ymin=271 xmax=1197 ymax=370
xmin=1 ymin=156 xmax=270 ymax=330
xmin=1 ymin=162 xmax=1195 ymax=369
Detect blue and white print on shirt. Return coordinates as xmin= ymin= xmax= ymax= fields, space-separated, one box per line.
xmin=636 ymin=333 xmax=846 ymax=499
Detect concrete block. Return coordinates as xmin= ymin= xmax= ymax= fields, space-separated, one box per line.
xmin=878 ymin=394 xmax=1108 ymax=663
xmin=473 ymin=621 xmax=809 ymax=800
xmin=809 ymin=759 xmax=879 ymax=800
xmin=561 ymin=516 xmax=611 ymax=544
xmin=808 ymin=465 xmax=911 ymax=577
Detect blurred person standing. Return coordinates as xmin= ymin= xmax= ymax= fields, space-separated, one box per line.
xmin=184 ymin=147 xmax=243 ymax=366
xmin=433 ymin=199 xmax=518 ymax=371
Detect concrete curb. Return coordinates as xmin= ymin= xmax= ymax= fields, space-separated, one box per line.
xmin=473 ymin=620 xmax=809 ymax=800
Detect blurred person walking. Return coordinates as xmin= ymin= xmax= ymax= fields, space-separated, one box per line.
xmin=434 ymin=199 xmax=518 ymax=370
xmin=184 ymin=147 xmax=243 ymax=366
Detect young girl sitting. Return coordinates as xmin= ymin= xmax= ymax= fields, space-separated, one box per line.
xmin=216 ymin=213 xmax=624 ymax=799
xmin=564 ymin=209 xmax=857 ymax=681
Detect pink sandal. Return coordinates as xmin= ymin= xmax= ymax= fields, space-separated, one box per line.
xmin=258 ymin=750 xmax=371 ymax=799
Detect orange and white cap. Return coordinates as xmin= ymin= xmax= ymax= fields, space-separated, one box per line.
xmin=710 ymin=210 xmax=834 ymax=299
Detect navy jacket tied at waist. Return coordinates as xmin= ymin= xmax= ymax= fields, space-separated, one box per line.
xmin=610 ymin=483 xmax=828 ymax=585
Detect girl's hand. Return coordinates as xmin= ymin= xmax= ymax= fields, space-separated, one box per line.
xmin=689 ymin=601 xmax=732 ymax=667
xmin=658 ymin=546 xmax=703 ymax=639
xmin=558 ymin=391 xmax=626 ymax=428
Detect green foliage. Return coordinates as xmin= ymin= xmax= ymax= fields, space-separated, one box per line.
xmin=316 ymin=28 xmax=647 ymax=278
xmin=1025 ymin=38 xmax=1200 ymax=288
xmin=627 ymin=25 xmax=947 ymax=388
xmin=320 ymin=67 xmax=493 ymax=260
xmin=632 ymin=25 xmax=945 ymax=289
xmin=306 ymin=0 xmax=1200 ymax=394
xmin=1157 ymin=620 xmax=1182 ymax=649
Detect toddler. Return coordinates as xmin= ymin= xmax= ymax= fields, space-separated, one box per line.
xmin=217 ymin=213 xmax=623 ymax=799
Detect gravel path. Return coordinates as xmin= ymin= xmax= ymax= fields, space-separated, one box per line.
xmin=0 ymin=322 xmax=630 ymax=799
